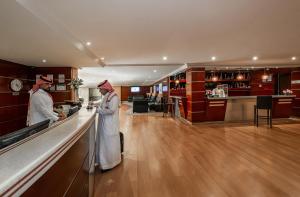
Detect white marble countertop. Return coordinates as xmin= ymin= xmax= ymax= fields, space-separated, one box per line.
xmin=0 ymin=108 xmax=96 ymax=196
xmin=207 ymin=95 xmax=296 ymax=100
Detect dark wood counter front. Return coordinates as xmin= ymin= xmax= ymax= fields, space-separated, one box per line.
xmin=206 ymin=98 xmax=227 ymax=121
xmin=272 ymin=97 xmax=294 ymax=118
xmin=0 ymin=109 xmax=96 ymax=197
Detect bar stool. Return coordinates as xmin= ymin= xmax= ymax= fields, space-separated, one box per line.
xmin=254 ymin=96 xmax=272 ymax=128
xmin=163 ymin=97 xmax=175 ymax=117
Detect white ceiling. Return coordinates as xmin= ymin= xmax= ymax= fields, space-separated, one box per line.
xmin=78 ymin=65 xmax=182 ymax=87
xmin=0 ymin=0 xmax=300 ymax=86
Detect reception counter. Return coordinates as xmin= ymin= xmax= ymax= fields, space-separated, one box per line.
xmin=206 ymin=95 xmax=296 ymax=122
xmin=0 ymin=108 xmax=96 ymax=196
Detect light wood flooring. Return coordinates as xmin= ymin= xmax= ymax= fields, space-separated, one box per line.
xmin=94 ymin=105 xmax=300 ymax=197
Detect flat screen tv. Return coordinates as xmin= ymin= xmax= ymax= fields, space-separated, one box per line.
xmin=163 ymin=85 xmax=168 ymax=92
xmin=131 ymin=87 xmax=140 ymax=93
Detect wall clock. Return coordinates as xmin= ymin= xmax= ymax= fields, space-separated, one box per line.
xmin=10 ymin=79 xmax=23 ymax=92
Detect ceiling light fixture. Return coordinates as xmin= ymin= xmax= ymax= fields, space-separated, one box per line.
xmin=211 ymin=56 xmax=216 ymax=61
xmin=291 ymin=56 xmax=297 ymax=61
xmin=163 ymin=56 xmax=168 ymax=61
xmin=86 ymin=42 xmax=91 ymax=46
xmin=100 ymin=57 xmax=105 ymax=61
xmin=252 ymin=56 xmax=258 ymax=61
xmin=153 ymin=70 xmax=157 ymax=73
xmin=42 ymin=59 xmax=47 ymax=63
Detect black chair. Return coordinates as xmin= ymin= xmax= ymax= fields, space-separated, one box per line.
xmin=149 ymin=96 xmax=164 ymax=112
xmin=133 ymin=100 xmax=148 ymax=113
xmin=254 ymin=96 xmax=272 ymax=128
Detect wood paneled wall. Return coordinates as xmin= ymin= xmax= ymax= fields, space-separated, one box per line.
xmin=291 ymin=69 xmax=300 ymax=116
xmin=250 ymin=70 xmax=274 ymax=96
xmin=0 ymin=59 xmax=78 ymax=136
xmin=186 ymin=67 xmax=206 ymax=122
xmin=0 ymin=60 xmax=34 ymax=136
xmin=120 ymin=86 xmax=150 ymax=101
xmin=32 ymin=67 xmax=77 ymax=104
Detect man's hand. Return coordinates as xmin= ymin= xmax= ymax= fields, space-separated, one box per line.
xmin=58 ymin=112 xmax=67 ymax=121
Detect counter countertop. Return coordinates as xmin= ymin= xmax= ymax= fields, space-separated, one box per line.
xmin=170 ymin=96 xmax=187 ymax=99
xmin=207 ymin=95 xmax=296 ymax=100
xmin=0 ymin=108 xmax=96 ymax=196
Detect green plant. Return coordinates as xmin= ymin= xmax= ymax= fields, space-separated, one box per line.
xmin=68 ymin=78 xmax=83 ymax=89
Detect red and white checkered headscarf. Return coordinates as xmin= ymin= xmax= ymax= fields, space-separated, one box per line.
xmin=31 ymin=76 xmax=53 ymax=93
xmin=97 ymin=80 xmax=114 ymax=92
xmin=97 ymin=80 xmax=117 ymax=102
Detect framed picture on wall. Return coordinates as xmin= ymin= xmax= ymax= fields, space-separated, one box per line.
xmin=56 ymin=84 xmax=66 ymax=91
xmin=58 ymin=74 xmax=65 ymax=83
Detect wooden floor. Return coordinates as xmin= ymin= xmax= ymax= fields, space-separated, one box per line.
xmin=94 ymin=104 xmax=300 ymax=197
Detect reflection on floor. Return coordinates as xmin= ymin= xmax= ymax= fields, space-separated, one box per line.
xmin=94 ymin=104 xmax=300 ymax=197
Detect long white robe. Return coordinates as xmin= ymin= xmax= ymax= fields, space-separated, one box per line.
xmin=27 ymin=89 xmax=59 ymax=126
xmin=95 ymin=92 xmax=121 ymax=170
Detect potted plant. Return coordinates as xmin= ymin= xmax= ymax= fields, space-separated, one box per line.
xmin=68 ymin=78 xmax=83 ymax=100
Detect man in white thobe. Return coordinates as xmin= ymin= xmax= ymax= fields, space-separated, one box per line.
xmin=27 ymin=76 xmax=65 ymax=126
xmin=95 ymin=80 xmax=121 ymax=170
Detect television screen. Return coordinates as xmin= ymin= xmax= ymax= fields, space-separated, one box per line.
xmin=131 ymin=87 xmax=140 ymax=92
xmin=163 ymin=86 xmax=168 ymax=92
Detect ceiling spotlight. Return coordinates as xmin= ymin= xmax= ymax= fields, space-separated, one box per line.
xmin=211 ymin=56 xmax=216 ymax=61
xmin=251 ymin=66 xmax=255 ymax=69
xmin=42 ymin=59 xmax=47 ymax=63
xmin=163 ymin=56 xmax=168 ymax=61
xmin=292 ymin=56 xmax=297 ymax=61
xmin=86 ymin=42 xmax=91 ymax=46
xmin=252 ymin=56 xmax=258 ymax=61
xmin=153 ymin=70 xmax=157 ymax=73
xmin=100 ymin=57 xmax=105 ymax=61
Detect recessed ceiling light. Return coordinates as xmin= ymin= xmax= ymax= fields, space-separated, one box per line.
xmin=100 ymin=57 xmax=105 ymax=61
xmin=252 ymin=56 xmax=258 ymax=61
xmin=163 ymin=56 xmax=168 ymax=61
xmin=42 ymin=59 xmax=47 ymax=63
xmin=86 ymin=42 xmax=91 ymax=46
xmin=291 ymin=56 xmax=297 ymax=61
xmin=211 ymin=56 xmax=216 ymax=61
xmin=251 ymin=66 xmax=255 ymax=69
xmin=153 ymin=70 xmax=157 ymax=73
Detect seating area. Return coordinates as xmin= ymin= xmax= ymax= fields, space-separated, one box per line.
xmin=132 ymin=96 xmax=148 ymax=113
xmin=130 ymin=94 xmax=167 ymax=113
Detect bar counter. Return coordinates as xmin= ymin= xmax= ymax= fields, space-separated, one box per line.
xmin=206 ymin=95 xmax=296 ymax=121
xmin=0 ymin=108 xmax=96 ymax=196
